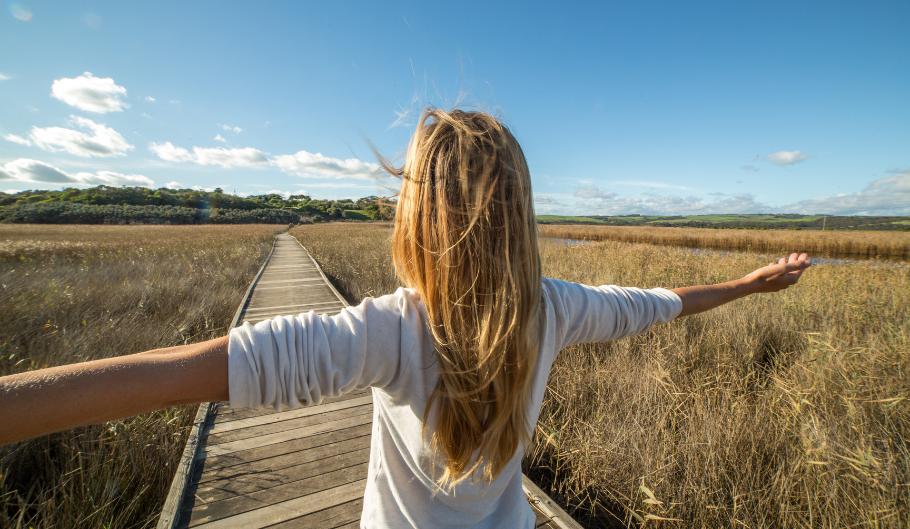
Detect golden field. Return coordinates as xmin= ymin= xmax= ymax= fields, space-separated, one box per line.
xmin=290 ymin=223 xmax=909 ymax=528
xmin=0 ymin=225 xmax=281 ymax=528
xmin=1 ymin=221 xmax=906 ymax=528
xmin=539 ymin=224 xmax=910 ymax=260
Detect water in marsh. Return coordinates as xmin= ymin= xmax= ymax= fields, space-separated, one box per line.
xmin=544 ymin=237 xmax=909 ymax=268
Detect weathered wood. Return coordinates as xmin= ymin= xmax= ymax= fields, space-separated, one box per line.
xmin=242 ymin=300 xmax=345 ymax=314
xmin=196 ymin=448 xmax=371 ymax=503
xmin=262 ymin=498 xmax=364 ymax=529
xmin=196 ymin=423 xmax=373 ymax=471
xmin=202 ymin=411 xmax=373 ymax=456
xmin=209 ymin=395 xmax=373 ymax=434
xmin=208 ymin=404 xmax=372 ymax=445
xmin=183 ymin=463 xmax=369 ymax=526
xmin=522 ymin=474 xmax=584 ymax=529
xmin=190 ymin=479 xmax=368 ymax=529
xmin=196 ymin=435 xmax=372 ymax=485
xmin=213 ymin=390 xmax=371 ymax=421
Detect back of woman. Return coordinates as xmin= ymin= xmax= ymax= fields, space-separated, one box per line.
xmin=230 ymin=108 xmax=683 ymax=527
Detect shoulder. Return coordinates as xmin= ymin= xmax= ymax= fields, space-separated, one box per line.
xmin=345 ymin=287 xmax=428 ymax=333
xmin=353 ymin=287 xmax=424 ymax=314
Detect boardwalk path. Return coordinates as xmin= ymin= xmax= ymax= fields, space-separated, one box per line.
xmin=159 ymin=233 xmax=579 ymax=529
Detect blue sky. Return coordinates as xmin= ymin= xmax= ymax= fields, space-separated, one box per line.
xmin=2 ymin=0 xmax=908 ymax=215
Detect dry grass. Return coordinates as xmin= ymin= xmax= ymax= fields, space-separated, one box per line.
xmin=290 ymin=223 xmax=909 ymax=529
xmin=0 ymin=224 xmax=281 ymax=529
xmin=539 ymin=224 xmax=910 ymax=260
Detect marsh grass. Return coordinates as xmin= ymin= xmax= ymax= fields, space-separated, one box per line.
xmin=540 ymin=224 xmax=910 ymax=260
xmin=290 ymin=223 xmax=909 ymax=528
xmin=0 ymin=224 xmax=280 ymax=529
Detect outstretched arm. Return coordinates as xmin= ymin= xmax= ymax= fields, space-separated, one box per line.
xmin=671 ymin=252 xmax=811 ymax=318
xmin=0 ymin=336 xmax=229 ymax=445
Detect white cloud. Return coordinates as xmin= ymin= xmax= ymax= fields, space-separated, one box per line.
xmin=192 ymin=185 xmax=214 ymax=191
xmin=574 ymin=193 xmax=769 ymax=216
xmin=0 ymin=72 xmax=10 ymax=81
xmin=782 ymin=171 xmax=910 ymax=215
xmin=214 ymin=134 xmax=227 ymax=142
xmin=148 ymin=142 xmax=194 ymax=162
xmin=149 ymin=138 xmax=269 ymax=168
xmin=612 ymin=180 xmax=689 ymax=190
xmin=169 ymin=99 xmax=180 ymax=104
xmin=193 ymin=147 xmax=268 ymax=167
xmin=51 ymin=72 xmax=128 ymax=113
xmin=148 ymin=141 xmax=382 ymax=178
xmin=3 ymin=134 xmax=31 ymax=146
xmin=272 ymin=150 xmax=380 ymax=179
xmin=11 ymin=4 xmax=32 ymax=21
xmin=765 ymin=150 xmax=811 ymax=166
xmin=534 ymin=195 xmax=560 ymax=205
xmin=141 ymin=112 xmax=152 ymax=119
xmin=149 ymin=141 xmax=268 ymax=167
xmin=0 ymin=158 xmax=152 ymax=187
xmin=144 ymin=96 xmax=155 ymax=102
xmin=573 ymin=185 xmax=617 ymax=199
xmin=220 ymin=124 xmax=242 ymax=133
xmin=262 ymin=189 xmax=294 ymax=198
xmin=24 ymin=116 xmax=134 ymax=157
xmin=164 ymin=181 xmax=184 ymax=189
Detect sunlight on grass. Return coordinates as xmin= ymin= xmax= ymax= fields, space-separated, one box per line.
xmin=291 ymin=223 xmax=909 ymax=528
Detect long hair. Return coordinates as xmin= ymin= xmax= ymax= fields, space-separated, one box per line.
xmin=385 ymin=108 xmax=541 ymax=487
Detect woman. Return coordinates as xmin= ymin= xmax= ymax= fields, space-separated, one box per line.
xmin=0 ymin=108 xmax=810 ymax=528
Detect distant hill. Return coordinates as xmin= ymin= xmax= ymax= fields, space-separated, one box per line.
xmin=0 ymin=186 xmax=395 ymax=224
xmin=536 ymin=214 xmax=910 ymax=231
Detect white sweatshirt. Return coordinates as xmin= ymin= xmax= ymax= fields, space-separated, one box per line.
xmin=228 ymin=277 xmax=682 ymax=528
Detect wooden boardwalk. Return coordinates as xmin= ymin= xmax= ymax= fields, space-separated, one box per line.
xmin=158 ymin=233 xmax=580 ymax=529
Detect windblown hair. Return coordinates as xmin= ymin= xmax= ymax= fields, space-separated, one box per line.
xmin=385 ymin=108 xmax=542 ymax=487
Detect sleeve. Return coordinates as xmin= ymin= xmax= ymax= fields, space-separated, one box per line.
xmin=227 ymin=291 xmax=408 ymax=410
xmin=543 ymin=277 xmax=682 ymax=351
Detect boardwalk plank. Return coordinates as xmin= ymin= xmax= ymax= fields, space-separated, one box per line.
xmin=262 ymin=499 xmax=363 ymax=529
xmin=195 ymin=448 xmax=370 ymax=504
xmin=196 ymin=436 xmax=371 ymax=485
xmin=203 ymin=412 xmax=372 ymax=456
xmin=187 ymin=478 xmax=367 ymax=528
xmin=214 ymin=390 xmax=371 ymax=421
xmin=207 ymin=404 xmax=372 ymax=445
xmin=196 ymin=424 xmax=373 ymax=471
xmin=210 ymin=395 xmax=372 ymax=433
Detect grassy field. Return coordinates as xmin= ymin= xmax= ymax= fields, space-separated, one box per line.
xmin=536 ymin=214 xmax=910 ymax=231
xmin=0 ymin=224 xmax=281 ymax=528
xmin=538 ymin=215 xmax=610 ymax=224
xmin=290 ymin=223 xmax=909 ymax=528
xmin=540 ymin=224 xmax=910 ymax=260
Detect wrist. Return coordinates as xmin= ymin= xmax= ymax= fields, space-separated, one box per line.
xmin=731 ymin=276 xmax=757 ymax=298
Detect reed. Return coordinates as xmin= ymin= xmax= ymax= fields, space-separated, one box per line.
xmin=0 ymin=224 xmax=281 ymax=529
xmin=291 ymin=223 xmax=909 ymax=529
xmin=539 ymin=224 xmax=910 ymax=260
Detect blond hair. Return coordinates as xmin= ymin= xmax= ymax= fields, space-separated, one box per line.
xmin=385 ymin=108 xmax=541 ymax=487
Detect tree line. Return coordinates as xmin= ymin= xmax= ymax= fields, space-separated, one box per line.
xmin=0 ymin=186 xmax=396 ymax=224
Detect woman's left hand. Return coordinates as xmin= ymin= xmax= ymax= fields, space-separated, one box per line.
xmin=742 ymin=252 xmax=812 ymax=294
